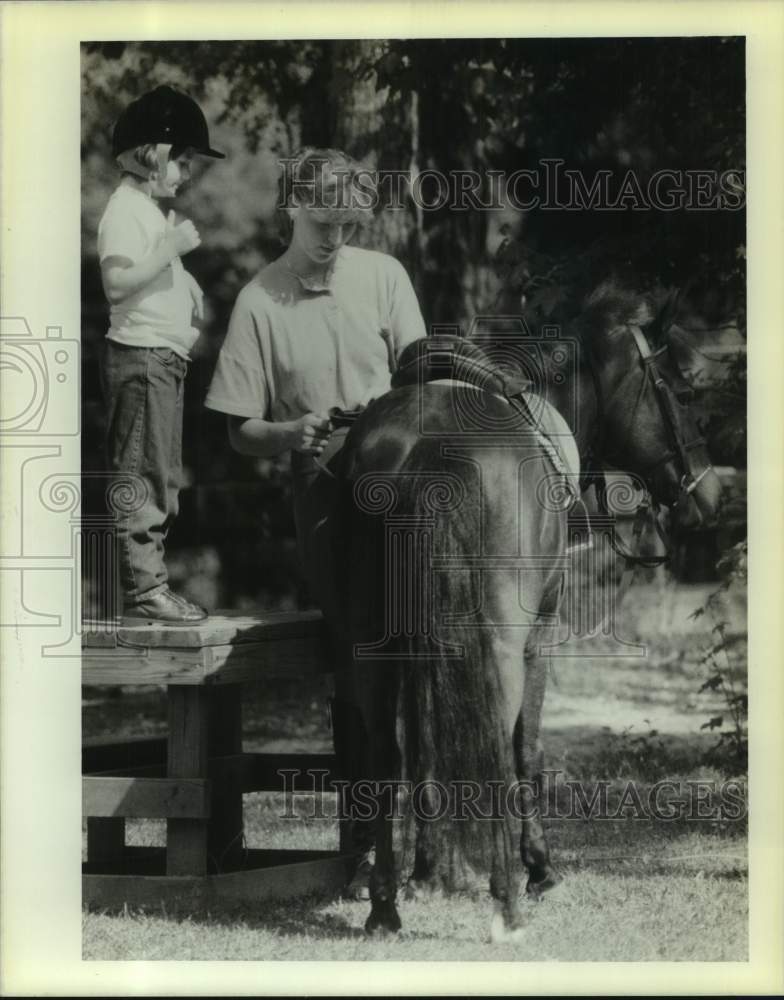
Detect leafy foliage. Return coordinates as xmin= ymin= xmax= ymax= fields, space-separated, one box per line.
xmin=692 ymin=541 xmax=748 ymax=773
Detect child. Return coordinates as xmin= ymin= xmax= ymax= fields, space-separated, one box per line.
xmin=98 ymin=85 xmax=224 ymax=624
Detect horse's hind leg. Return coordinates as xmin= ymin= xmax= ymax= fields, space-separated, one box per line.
xmin=405 ymin=803 xmax=444 ymax=898
xmin=360 ymin=665 xmax=402 ymax=936
xmin=489 ymin=816 xmax=525 ymax=942
xmin=366 ymin=804 xmax=401 ymax=936
xmin=516 ymin=622 xmax=561 ymax=899
xmin=486 ymin=629 xmax=526 ymax=940
xmin=404 ymin=676 xmax=446 ymax=898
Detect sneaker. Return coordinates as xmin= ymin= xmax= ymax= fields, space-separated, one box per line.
xmin=122 ymin=588 xmax=208 ymax=625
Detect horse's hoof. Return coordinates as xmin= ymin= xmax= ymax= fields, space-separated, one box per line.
xmin=364 ymin=906 xmax=402 ymax=937
xmin=365 ymin=921 xmax=400 ymax=939
xmin=525 ymin=870 xmax=564 ymax=902
xmin=489 ymin=909 xmax=525 ymax=944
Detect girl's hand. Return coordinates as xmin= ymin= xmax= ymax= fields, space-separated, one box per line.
xmin=165 ymin=210 xmax=201 ymax=258
xmin=289 ymin=413 xmax=332 ymax=455
xmin=186 ymin=272 xmax=204 ymax=320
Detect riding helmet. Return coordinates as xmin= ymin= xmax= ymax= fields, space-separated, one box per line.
xmin=112 ymin=85 xmax=224 ymax=159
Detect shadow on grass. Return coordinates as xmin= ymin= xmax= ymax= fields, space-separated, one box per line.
xmin=91 ymin=891 xmax=370 ymax=941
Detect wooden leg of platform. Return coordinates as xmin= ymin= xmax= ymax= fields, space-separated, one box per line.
xmin=166 ymin=686 xmax=209 ymax=876
xmin=207 ymin=684 xmax=245 ymax=871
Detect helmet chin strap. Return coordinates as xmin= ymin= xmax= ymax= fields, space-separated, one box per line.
xmin=154 ymin=143 xmax=173 ymax=184
xmin=115 ymin=143 xmax=172 ymax=185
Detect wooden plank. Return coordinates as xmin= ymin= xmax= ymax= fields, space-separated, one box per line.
xmin=167 ymin=686 xmax=209 ymax=876
xmin=202 ymin=852 xmax=356 ymax=904
xmin=81 ymin=630 xmax=119 ymax=648
xmin=207 ymin=685 xmax=244 ymax=870
xmin=83 ymin=845 xmax=167 ymax=876
xmin=202 ymin=635 xmax=333 ymax=682
xmin=82 ymin=610 xmax=327 ymax=650
xmin=83 ymin=776 xmax=210 ymax=819
xmin=81 ymin=635 xmax=333 ymax=687
xmin=88 ymin=763 xmax=167 ymax=778
xmin=85 ymin=752 xmax=340 ymax=790
xmin=82 ymin=849 xmax=359 ymax=912
xmin=83 ymin=871 xmax=206 ymax=913
xmin=82 ymin=735 xmax=167 ymax=773
xmin=81 ymin=649 xmax=209 ymax=687
xmin=83 ymin=846 xmax=343 ymax=876
xmin=86 ymin=817 xmax=125 ymax=867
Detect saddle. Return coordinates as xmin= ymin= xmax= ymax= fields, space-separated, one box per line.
xmin=329 ymin=336 xmax=579 ymax=502
xmin=329 ymin=336 xmax=529 ymax=427
xmin=391 ymin=334 xmax=531 ymax=399
xmin=393 ymin=335 xmax=579 ymax=502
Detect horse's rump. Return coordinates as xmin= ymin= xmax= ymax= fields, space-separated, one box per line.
xmin=332 ymin=382 xmax=569 ymax=848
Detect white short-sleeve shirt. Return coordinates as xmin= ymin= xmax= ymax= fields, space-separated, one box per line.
xmin=97 ymin=184 xmax=198 ymax=358
xmin=204 ymin=245 xmax=427 ymax=423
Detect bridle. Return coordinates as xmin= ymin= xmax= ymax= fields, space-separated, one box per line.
xmin=582 ymin=323 xmax=715 ymax=567
xmin=625 ymin=324 xmax=714 ymax=503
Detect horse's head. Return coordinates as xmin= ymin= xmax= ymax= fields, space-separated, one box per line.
xmin=585 ymin=290 xmax=723 ymax=530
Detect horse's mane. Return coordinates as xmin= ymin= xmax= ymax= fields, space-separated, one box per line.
xmin=539 ymin=278 xmax=737 ymax=348
xmin=488 ymin=279 xmax=670 ymax=355
xmin=460 ymin=280 xmax=667 ymax=387
xmin=578 ymin=281 xmax=655 ymax=335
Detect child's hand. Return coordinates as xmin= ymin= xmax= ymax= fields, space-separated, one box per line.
xmin=165 ymin=210 xmax=201 ymax=258
xmin=289 ymin=413 xmax=332 ymax=455
xmin=186 ymin=272 xmax=204 ymax=320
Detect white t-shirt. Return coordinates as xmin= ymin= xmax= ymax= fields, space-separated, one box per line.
xmin=97 ymin=184 xmax=198 ymax=358
xmin=204 ymin=245 xmax=427 ymax=423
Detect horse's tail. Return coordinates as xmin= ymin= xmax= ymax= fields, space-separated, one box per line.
xmin=390 ymin=464 xmax=517 ymax=857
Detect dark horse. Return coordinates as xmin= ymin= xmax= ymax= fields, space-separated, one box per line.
xmin=303 ymin=286 xmax=722 ymax=940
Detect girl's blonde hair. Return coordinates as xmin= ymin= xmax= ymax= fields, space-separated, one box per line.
xmin=116 ymin=142 xmax=188 ymax=180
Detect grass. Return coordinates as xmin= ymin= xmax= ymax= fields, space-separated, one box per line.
xmin=82 ymin=577 xmax=748 ymax=961
xmin=83 ymin=862 xmax=746 ymax=961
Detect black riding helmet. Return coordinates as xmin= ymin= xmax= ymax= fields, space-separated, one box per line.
xmin=112 ymin=85 xmax=224 ymax=160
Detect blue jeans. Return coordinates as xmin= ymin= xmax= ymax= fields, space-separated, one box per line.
xmin=100 ymin=340 xmax=188 ymax=603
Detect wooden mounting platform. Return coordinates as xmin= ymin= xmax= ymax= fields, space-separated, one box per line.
xmin=82 ymin=610 xmax=357 ymax=912
xmin=82 ymin=610 xmax=332 ymax=686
